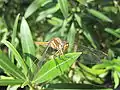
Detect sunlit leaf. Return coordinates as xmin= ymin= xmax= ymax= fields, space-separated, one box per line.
xmin=103 ymin=6 xmax=118 ymax=14
xmin=115 ymin=28 xmax=120 ymax=34
xmin=47 ymin=17 xmax=63 ymax=26
xmin=76 ymin=0 xmax=87 ymax=5
xmin=108 ymin=49 xmax=115 ymax=60
xmin=0 ymin=79 xmax=23 ymax=86
xmin=74 ymin=13 xmax=82 ymax=27
xmin=79 ymin=63 xmax=106 ymax=75
xmin=32 ymin=52 xmax=82 ymax=84
xmin=0 ymin=50 xmax=25 ymax=80
xmin=24 ymin=0 xmax=52 ymax=18
xmin=92 ymin=60 xmax=112 ymax=69
xmin=58 ymin=0 xmax=69 ymax=19
xmin=11 ymin=14 xmax=20 ymax=46
xmin=105 ymin=28 xmax=120 ymax=38
xmin=113 ymin=71 xmax=119 ymax=89
xmin=67 ymin=23 xmax=76 ymax=52
xmin=1 ymin=40 xmax=28 ymax=76
xmin=20 ymin=17 xmax=36 ymax=73
xmin=36 ymin=4 xmax=59 ymax=22
xmin=88 ymin=9 xmax=112 ymax=22
xmin=7 ymin=85 xmax=20 ymax=90
xmin=10 ymin=14 xmax=20 ymax=63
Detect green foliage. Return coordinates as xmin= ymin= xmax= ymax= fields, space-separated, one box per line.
xmin=0 ymin=50 xmax=25 ymax=80
xmin=0 ymin=0 xmax=120 ymax=90
xmin=32 ymin=52 xmax=81 ymax=84
xmin=87 ymin=9 xmax=112 ymax=22
xmin=92 ymin=58 xmax=120 ymax=89
xmin=58 ymin=0 xmax=69 ymax=19
xmin=24 ymin=0 xmax=120 ymax=51
xmin=20 ymin=17 xmax=36 ymax=73
xmin=0 ymin=16 xmax=82 ymax=89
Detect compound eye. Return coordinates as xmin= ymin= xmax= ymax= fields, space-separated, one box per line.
xmin=63 ymin=43 xmax=69 ymax=51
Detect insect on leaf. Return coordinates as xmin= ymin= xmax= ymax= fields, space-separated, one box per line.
xmin=32 ymin=52 xmax=82 ymax=84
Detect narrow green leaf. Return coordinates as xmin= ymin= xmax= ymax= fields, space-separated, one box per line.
xmin=20 ymin=17 xmax=36 ymax=73
xmin=24 ymin=0 xmax=52 ymax=18
xmin=1 ymin=40 xmax=28 ymax=76
xmin=0 ymin=79 xmax=24 ymax=86
xmin=92 ymin=60 xmax=112 ymax=69
xmin=82 ymin=25 xmax=97 ymax=48
xmin=115 ymin=28 xmax=120 ymax=34
xmin=10 ymin=14 xmax=20 ymax=63
xmin=113 ymin=71 xmax=119 ymax=89
xmin=58 ymin=0 xmax=69 ymax=19
xmin=74 ymin=13 xmax=82 ymax=27
xmin=79 ymin=63 xmax=106 ymax=75
xmin=11 ymin=14 xmax=20 ymax=45
xmin=76 ymin=0 xmax=87 ymax=5
xmin=47 ymin=17 xmax=63 ymax=26
xmin=0 ymin=50 xmax=25 ymax=80
xmin=114 ymin=65 xmax=120 ymax=72
xmin=67 ymin=23 xmax=76 ymax=52
xmin=81 ymin=70 xmax=104 ymax=84
xmin=32 ymin=52 xmax=82 ymax=84
xmin=47 ymin=83 xmax=112 ymax=89
xmin=88 ymin=9 xmax=112 ymax=22
xmin=36 ymin=4 xmax=59 ymax=22
xmin=105 ymin=28 xmax=120 ymax=38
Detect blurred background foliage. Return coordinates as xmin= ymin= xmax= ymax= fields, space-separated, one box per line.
xmin=0 ymin=0 xmax=120 ymax=55
xmin=0 ymin=0 xmax=120 ymax=89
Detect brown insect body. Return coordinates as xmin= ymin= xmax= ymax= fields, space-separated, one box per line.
xmin=35 ymin=37 xmax=69 ymax=55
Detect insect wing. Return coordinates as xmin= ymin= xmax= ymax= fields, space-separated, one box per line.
xmin=37 ymin=41 xmax=51 ymax=69
xmin=78 ymin=45 xmax=107 ymax=65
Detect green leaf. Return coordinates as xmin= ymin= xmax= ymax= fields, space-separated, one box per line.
xmin=0 ymin=50 xmax=25 ymax=80
xmin=92 ymin=60 xmax=112 ymax=69
xmin=87 ymin=9 xmax=112 ymax=22
xmin=115 ymin=28 xmax=120 ymax=34
xmin=82 ymin=25 xmax=97 ymax=48
xmin=108 ymin=49 xmax=115 ymax=60
xmin=20 ymin=17 xmax=36 ymax=73
xmin=58 ymin=0 xmax=69 ymax=19
xmin=36 ymin=4 xmax=59 ymax=22
xmin=79 ymin=63 xmax=106 ymax=75
xmin=7 ymin=85 xmax=20 ymax=90
xmin=24 ymin=0 xmax=52 ymax=18
xmin=0 ymin=79 xmax=24 ymax=86
xmin=67 ymin=23 xmax=76 ymax=52
xmin=76 ymin=0 xmax=87 ymax=5
xmin=11 ymin=14 xmax=20 ymax=46
xmin=32 ymin=52 xmax=82 ymax=84
xmin=10 ymin=14 xmax=20 ymax=63
xmin=1 ymin=40 xmax=28 ymax=76
xmin=113 ymin=71 xmax=119 ymax=89
xmin=74 ymin=13 xmax=82 ymax=27
xmin=105 ymin=28 xmax=120 ymax=38
xmin=103 ymin=6 xmax=118 ymax=14
xmin=47 ymin=17 xmax=63 ymax=26
xmin=47 ymin=83 xmax=112 ymax=89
